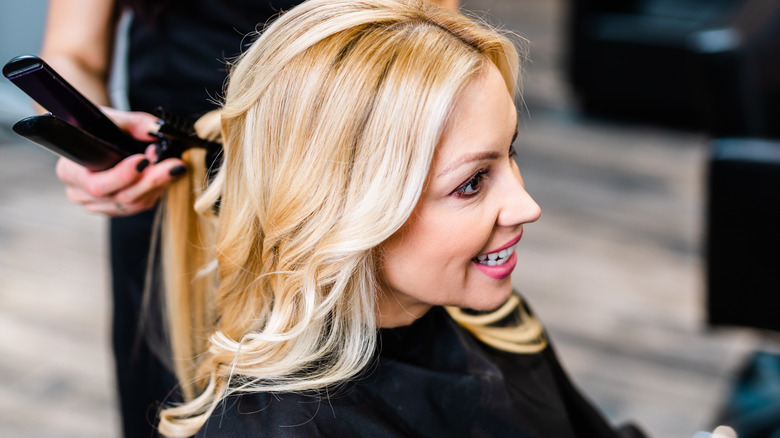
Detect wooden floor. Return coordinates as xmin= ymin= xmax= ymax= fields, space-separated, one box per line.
xmin=0 ymin=0 xmax=768 ymax=437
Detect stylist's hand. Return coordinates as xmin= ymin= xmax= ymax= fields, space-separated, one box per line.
xmin=55 ymin=107 xmax=187 ymax=216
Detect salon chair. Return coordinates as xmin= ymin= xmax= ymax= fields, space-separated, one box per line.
xmin=565 ymin=0 xmax=780 ymax=132
xmin=706 ymin=138 xmax=780 ymax=332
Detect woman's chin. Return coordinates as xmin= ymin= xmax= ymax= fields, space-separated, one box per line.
xmin=458 ymin=286 xmax=514 ymax=312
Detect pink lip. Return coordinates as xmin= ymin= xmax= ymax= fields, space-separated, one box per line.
xmin=480 ymin=230 xmax=523 ymax=256
xmin=471 ymin=231 xmax=523 ymax=280
xmin=472 ymin=251 xmax=517 ymax=280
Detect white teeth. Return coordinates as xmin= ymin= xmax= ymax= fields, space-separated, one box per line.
xmin=473 ymin=243 xmax=517 ymax=266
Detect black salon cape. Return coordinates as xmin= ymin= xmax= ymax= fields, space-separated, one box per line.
xmin=195 ymin=306 xmax=643 ymax=438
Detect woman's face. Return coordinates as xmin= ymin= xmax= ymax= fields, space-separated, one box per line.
xmin=377 ymin=62 xmax=541 ymax=327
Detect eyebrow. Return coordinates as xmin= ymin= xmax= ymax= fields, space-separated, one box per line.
xmin=437 ymin=151 xmax=502 ymax=177
xmin=436 ymin=128 xmax=519 ymax=178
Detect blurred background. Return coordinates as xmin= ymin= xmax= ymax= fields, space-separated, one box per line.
xmin=1 ymin=0 xmax=779 ymax=437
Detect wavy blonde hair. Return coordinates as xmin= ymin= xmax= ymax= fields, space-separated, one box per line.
xmin=158 ymin=0 xmax=544 ymax=435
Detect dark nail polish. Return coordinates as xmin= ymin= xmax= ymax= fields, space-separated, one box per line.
xmin=136 ymin=159 xmax=150 ymax=172
xmin=169 ymin=165 xmax=187 ymax=177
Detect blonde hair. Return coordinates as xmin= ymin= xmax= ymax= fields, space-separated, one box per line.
xmin=158 ymin=0 xmax=544 ymax=435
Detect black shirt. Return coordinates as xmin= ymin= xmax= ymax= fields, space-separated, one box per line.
xmin=127 ymin=0 xmax=302 ymax=119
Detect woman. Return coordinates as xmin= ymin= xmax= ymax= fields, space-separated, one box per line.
xmin=157 ymin=0 xmax=647 ymax=436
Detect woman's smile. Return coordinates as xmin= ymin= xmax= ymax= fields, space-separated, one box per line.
xmin=473 ymin=230 xmax=523 ymax=265
xmin=472 ymin=231 xmax=523 ymax=279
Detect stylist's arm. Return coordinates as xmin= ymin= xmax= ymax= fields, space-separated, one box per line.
xmin=41 ymin=0 xmax=185 ymax=217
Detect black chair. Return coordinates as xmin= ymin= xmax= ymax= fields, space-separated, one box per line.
xmin=565 ymin=0 xmax=780 ymax=134
xmin=706 ymin=138 xmax=780 ymax=332
xmin=691 ymin=1 xmax=780 ymax=139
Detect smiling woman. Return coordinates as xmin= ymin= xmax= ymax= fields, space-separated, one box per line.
xmin=378 ymin=63 xmax=541 ymax=326
xmin=155 ymin=0 xmax=647 ymax=437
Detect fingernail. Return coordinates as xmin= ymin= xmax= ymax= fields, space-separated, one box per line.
xmin=136 ymin=159 xmax=150 ymax=172
xmin=147 ymin=119 xmax=163 ymax=136
xmin=169 ymin=165 xmax=187 ymax=177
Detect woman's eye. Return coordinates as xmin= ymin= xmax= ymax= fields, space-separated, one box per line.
xmin=455 ymin=170 xmax=487 ymax=197
xmin=509 ymin=145 xmax=517 ymax=158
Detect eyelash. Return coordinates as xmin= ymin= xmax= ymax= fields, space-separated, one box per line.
xmin=453 ymin=143 xmax=518 ymax=198
xmin=454 ymin=169 xmax=488 ymax=198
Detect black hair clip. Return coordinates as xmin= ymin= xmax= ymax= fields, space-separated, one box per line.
xmin=151 ymin=106 xmax=221 ymax=163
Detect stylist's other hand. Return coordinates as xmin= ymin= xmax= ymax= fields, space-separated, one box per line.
xmin=55 ymin=107 xmax=187 ymax=216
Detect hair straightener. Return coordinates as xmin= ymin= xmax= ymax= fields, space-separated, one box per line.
xmin=3 ymin=54 xmax=219 ymax=172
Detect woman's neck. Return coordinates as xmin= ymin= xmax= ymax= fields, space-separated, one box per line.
xmin=375 ymin=290 xmax=433 ymax=328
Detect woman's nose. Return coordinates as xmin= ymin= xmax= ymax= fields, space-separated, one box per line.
xmin=497 ymin=167 xmax=541 ymax=227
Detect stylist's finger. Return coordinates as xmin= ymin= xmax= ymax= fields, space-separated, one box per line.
xmin=101 ymin=107 xmax=161 ymax=142
xmin=68 ymin=180 xmax=167 ymax=217
xmin=112 ymin=185 xmax=169 ymax=215
xmin=78 ymin=185 xmax=165 ymax=216
xmin=113 ymin=158 xmax=187 ymax=206
xmin=56 ymin=154 xmax=150 ymax=200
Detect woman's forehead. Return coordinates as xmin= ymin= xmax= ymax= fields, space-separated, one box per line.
xmin=433 ymin=64 xmax=517 ymax=172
